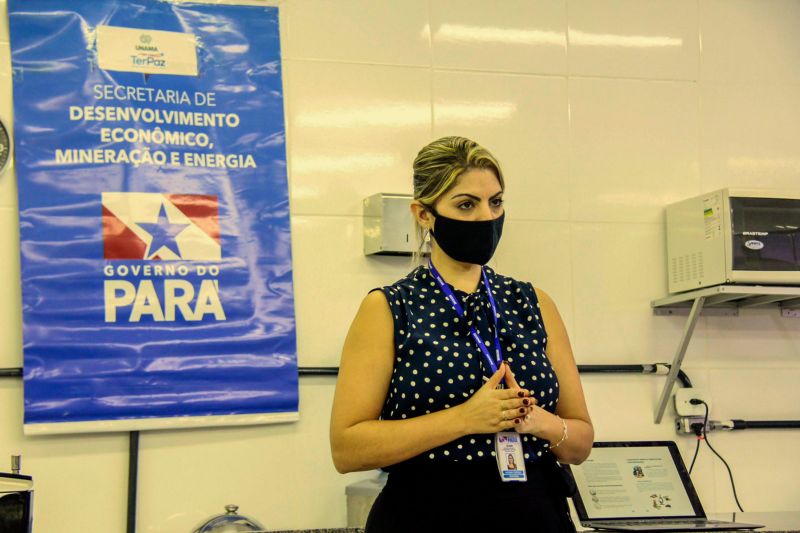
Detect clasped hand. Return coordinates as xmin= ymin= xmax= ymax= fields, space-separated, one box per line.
xmin=456 ymin=361 xmax=538 ymax=435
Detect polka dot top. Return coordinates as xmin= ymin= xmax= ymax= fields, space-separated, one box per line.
xmin=375 ymin=265 xmax=560 ymax=470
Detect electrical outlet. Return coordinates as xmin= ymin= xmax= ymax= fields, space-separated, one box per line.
xmin=675 ymin=416 xmax=717 ymax=434
xmin=674 ymin=388 xmax=710 ymax=416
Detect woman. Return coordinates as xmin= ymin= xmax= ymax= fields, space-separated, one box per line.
xmin=330 ymin=136 xmax=593 ymax=532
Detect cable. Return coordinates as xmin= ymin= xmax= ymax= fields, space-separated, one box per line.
xmin=688 ymin=431 xmax=702 ymax=474
xmin=693 ymin=400 xmax=745 ymax=513
xmin=688 ymin=406 xmax=706 ymax=474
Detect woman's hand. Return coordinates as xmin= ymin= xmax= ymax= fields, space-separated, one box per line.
xmin=455 ymin=362 xmax=536 ymax=435
xmin=504 ymin=364 xmax=559 ymax=439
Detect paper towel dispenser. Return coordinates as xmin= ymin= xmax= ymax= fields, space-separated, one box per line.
xmin=363 ymin=193 xmax=429 ymax=256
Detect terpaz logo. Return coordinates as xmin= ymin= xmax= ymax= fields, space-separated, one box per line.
xmin=102 ymin=193 xmax=225 ymax=323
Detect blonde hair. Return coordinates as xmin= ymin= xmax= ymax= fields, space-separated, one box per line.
xmin=411 ymin=136 xmax=504 ymax=262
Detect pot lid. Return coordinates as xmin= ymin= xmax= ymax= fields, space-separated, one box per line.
xmin=193 ymin=504 xmax=266 ymax=533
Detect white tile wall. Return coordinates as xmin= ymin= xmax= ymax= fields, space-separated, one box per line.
xmin=568 ymin=77 xmax=701 ymax=224
xmin=699 ymin=82 xmax=800 ymax=192
xmin=702 ymin=430 xmax=799 ymax=512
xmin=569 ymin=222 xmax=706 ymax=364
xmin=286 ymin=60 xmax=431 ymax=216
xmin=432 ymin=70 xmax=570 ymax=221
xmin=285 ymin=0 xmax=430 ymax=66
xmin=0 ymin=379 xmax=129 ymax=533
xmin=699 ymin=0 xmax=800 ymax=84
xmin=291 ymin=214 xmax=410 ymax=365
xmin=0 ymin=40 xmax=14 ymax=209
xmin=568 ymin=0 xmax=699 ymax=81
xmin=137 ymin=379 xmax=374 ymax=532
xmin=493 ymin=220 xmax=575 ymax=335
xmin=1 ymin=1 xmax=800 ymax=531
xmin=0 ymin=0 xmax=7 ymax=44
xmin=0 ymin=207 xmax=21 ymax=367
xmin=701 ymin=309 xmax=800 ymax=369
xmin=430 ymin=0 xmax=567 ymax=74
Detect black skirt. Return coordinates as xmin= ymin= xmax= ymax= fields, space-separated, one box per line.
xmin=365 ymin=457 xmax=577 ymax=533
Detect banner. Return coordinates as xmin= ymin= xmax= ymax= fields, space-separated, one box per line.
xmin=9 ymin=0 xmax=297 ymax=434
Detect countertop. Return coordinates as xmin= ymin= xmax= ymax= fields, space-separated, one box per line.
xmin=267 ymin=512 xmax=799 ymax=532
xmin=268 ymin=530 xmax=362 ymax=533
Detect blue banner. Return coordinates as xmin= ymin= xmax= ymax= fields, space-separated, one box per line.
xmin=9 ymin=0 xmax=297 ymax=433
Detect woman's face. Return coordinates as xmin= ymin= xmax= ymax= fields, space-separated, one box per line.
xmin=432 ymin=167 xmax=504 ymax=222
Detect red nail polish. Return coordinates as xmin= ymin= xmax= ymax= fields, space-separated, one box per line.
xmin=517 ymin=391 xmax=524 ymax=398
xmin=514 ymin=418 xmax=520 ymax=424
xmin=522 ymin=399 xmax=529 ymax=406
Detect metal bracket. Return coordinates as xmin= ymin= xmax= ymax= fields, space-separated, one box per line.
xmin=654 ymin=296 xmax=705 ymax=423
xmin=653 ymin=306 xmax=738 ymax=317
xmin=652 ymin=284 xmax=800 ymax=423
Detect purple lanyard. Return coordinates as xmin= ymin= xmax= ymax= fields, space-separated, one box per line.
xmin=428 ymin=260 xmax=503 ymax=374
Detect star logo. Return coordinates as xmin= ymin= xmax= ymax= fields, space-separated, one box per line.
xmin=137 ymin=202 xmax=190 ymax=259
xmin=103 ymin=193 xmax=220 ymax=261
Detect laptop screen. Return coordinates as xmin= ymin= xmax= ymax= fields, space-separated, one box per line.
xmin=568 ymin=441 xmax=706 ymax=521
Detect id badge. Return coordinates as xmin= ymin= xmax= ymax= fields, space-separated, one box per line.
xmin=494 ymin=431 xmax=527 ymax=482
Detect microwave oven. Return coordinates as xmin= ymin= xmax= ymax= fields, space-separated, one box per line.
xmin=666 ymin=188 xmax=800 ymax=294
xmin=0 ymin=472 xmax=33 ymax=533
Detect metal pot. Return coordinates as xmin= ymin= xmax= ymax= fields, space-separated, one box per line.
xmin=193 ymin=504 xmax=266 ymax=533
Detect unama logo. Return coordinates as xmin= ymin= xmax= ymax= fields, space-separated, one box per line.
xmin=132 ymin=32 xmax=166 ymax=69
xmin=102 ymin=193 xmax=226 ymax=323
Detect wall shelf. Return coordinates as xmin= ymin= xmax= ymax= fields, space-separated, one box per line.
xmin=651 ymin=284 xmax=800 ymax=423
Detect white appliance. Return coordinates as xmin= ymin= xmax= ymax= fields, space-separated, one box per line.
xmin=666 ymin=188 xmax=800 ymax=293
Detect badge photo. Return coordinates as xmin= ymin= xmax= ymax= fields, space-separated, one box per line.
xmin=495 ymin=431 xmax=528 ymax=482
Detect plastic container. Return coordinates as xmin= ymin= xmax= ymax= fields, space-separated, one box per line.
xmin=344 ymin=473 xmax=387 ymax=528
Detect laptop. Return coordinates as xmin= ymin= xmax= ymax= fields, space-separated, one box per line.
xmin=564 ymin=441 xmax=763 ymax=531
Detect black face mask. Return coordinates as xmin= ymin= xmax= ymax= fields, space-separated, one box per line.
xmin=428 ymin=208 xmax=505 ymax=265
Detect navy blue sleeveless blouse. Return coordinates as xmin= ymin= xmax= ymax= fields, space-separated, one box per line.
xmin=375 ymin=265 xmax=560 ymax=470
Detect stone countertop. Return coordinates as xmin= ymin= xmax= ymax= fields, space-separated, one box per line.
xmin=267 ymin=530 xmax=363 ymax=533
